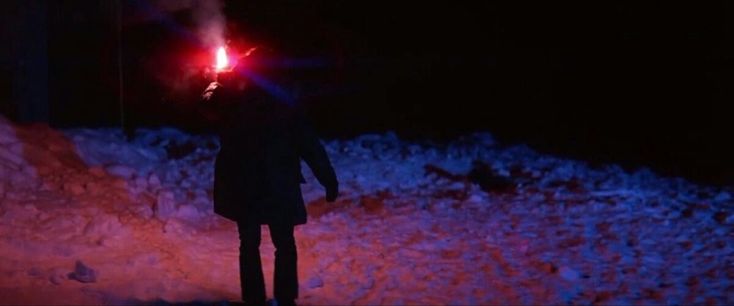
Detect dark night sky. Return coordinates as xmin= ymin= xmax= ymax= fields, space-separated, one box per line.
xmin=2 ymin=0 xmax=733 ymax=185
xmin=218 ymin=1 xmax=734 ymax=184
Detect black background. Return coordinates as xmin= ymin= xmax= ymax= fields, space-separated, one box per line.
xmin=2 ymin=1 xmax=733 ymax=185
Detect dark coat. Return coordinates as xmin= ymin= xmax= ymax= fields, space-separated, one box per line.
xmin=209 ymin=88 xmax=337 ymax=225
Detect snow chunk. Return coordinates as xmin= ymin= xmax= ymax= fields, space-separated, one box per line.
xmin=106 ymin=164 xmax=137 ymax=180
xmin=128 ymin=203 xmax=154 ymax=220
xmin=305 ymin=276 xmax=324 ymax=289
xmin=558 ymin=266 xmax=580 ymax=281
xmin=49 ymin=268 xmax=67 ymax=285
xmin=0 ymin=129 xmax=18 ymax=145
xmin=84 ymin=181 xmax=103 ymax=195
xmin=714 ymin=191 xmax=731 ymax=202
xmin=67 ymin=260 xmax=97 ymax=283
xmin=155 ymin=190 xmax=177 ymax=220
xmin=62 ymin=181 xmax=86 ymax=195
xmin=88 ymin=166 xmax=106 ymax=178
xmin=148 ymin=173 xmax=162 ymax=190
xmin=0 ymin=146 xmax=25 ymax=167
xmin=175 ymin=204 xmax=202 ymax=221
xmin=83 ymin=213 xmax=123 ymax=237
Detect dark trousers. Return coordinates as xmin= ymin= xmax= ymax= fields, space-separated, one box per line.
xmin=237 ymin=221 xmax=298 ymax=304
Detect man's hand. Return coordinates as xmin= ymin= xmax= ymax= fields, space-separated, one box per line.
xmin=325 ymin=185 xmax=338 ymax=203
xmin=201 ymin=82 xmax=221 ymax=101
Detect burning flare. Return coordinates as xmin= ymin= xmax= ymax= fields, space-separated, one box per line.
xmin=215 ymin=46 xmax=229 ymax=72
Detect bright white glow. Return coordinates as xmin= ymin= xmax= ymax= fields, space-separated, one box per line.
xmin=215 ymin=46 xmax=229 ymax=72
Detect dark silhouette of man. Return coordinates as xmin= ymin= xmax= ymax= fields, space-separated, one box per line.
xmin=201 ymin=47 xmax=338 ymax=306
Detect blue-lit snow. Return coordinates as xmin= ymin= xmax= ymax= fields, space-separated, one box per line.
xmin=0 ymin=115 xmax=732 ymax=305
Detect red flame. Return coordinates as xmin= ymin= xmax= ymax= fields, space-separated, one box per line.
xmin=214 ymin=46 xmax=230 ymax=72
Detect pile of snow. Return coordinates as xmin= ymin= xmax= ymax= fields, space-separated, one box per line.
xmin=0 ymin=115 xmax=732 ymax=305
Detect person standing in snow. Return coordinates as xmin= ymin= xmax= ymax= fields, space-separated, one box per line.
xmin=200 ymin=47 xmax=338 ymax=306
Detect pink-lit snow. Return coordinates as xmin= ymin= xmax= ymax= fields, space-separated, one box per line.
xmin=0 ymin=115 xmax=732 ymax=305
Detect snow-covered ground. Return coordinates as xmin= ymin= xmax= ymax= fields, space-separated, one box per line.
xmin=0 ymin=114 xmax=732 ymax=305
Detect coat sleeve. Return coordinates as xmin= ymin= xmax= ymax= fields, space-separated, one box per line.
xmin=295 ymin=112 xmax=338 ymax=191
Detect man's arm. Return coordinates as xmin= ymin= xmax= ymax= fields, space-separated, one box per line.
xmin=296 ymin=113 xmax=338 ymax=202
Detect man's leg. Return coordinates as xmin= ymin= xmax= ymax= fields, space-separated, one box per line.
xmin=269 ymin=221 xmax=298 ymax=305
xmin=237 ymin=222 xmax=266 ymax=305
